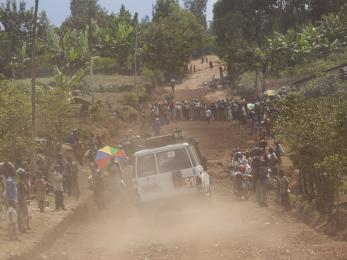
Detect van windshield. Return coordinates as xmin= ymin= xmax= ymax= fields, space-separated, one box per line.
xmin=137 ymin=154 xmax=157 ymax=178
xmin=157 ymin=148 xmax=192 ymax=173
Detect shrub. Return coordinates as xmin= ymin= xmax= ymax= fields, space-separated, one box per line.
xmin=119 ymin=105 xmax=138 ymax=122
xmin=120 ymin=92 xmax=140 ymax=108
xmin=0 ymin=82 xmax=32 ymax=161
xmin=89 ymin=100 xmax=104 ymax=121
xmin=142 ymin=67 xmax=165 ymax=90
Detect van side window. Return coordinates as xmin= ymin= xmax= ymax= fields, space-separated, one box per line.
xmin=157 ymin=148 xmax=192 ymax=173
xmin=188 ymin=145 xmax=200 ymax=166
xmin=137 ymin=154 xmax=157 ymax=177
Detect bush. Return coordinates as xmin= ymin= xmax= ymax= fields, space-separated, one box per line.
xmin=275 ymin=96 xmax=347 ymax=213
xmin=96 ymin=84 xmax=136 ymax=93
xmin=304 ymin=75 xmax=339 ymax=98
xmin=120 ymin=92 xmax=140 ymax=108
xmin=37 ymin=88 xmax=76 ymax=140
xmin=89 ymin=100 xmax=104 ymax=121
xmin=142 ymin=67 xmax=165 ymax=90
xmin=0 ymin=81 xmax=32 ymax=161
xmin=118 ymin=105 xmax=138 ymax=123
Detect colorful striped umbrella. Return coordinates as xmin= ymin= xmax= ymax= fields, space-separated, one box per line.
xmin=95 ymin=146 xmax=126 ymax=170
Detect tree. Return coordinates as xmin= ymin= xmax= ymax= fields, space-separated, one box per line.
xmin=37 ymin=87 xmax=75 ymax=140
xmin=153 ymin=0 xmax=179 ymax=21
xmin=0 ymin=81 xmax=32 ymax=161
xmin=183 ymin=0 xmax=208 ymax=29
xmin=275 ymin=95 xmax=347 ymax=213
xmin=45 ymin=26 xmax=89 ymax=70
xmin=143 ymin=6 xmax=207 ymax=79
xmin=212 ymin=0 xmax=279 ymax=89
xmin=9 ymin=42 xmax=30 ymax=78
xmin=309 ymin=0 xmax=345 ymax=21
xmin=0 ymin=0 xmax=49 ymax=77
xmin=61 ymin=0 xmax=108 ymax=32
xmin=94 ymin=5 xmax=136 ymax=72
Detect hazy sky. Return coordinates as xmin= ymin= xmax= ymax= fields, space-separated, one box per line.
xmin=1 ymin=0 xmax=216 ymax=26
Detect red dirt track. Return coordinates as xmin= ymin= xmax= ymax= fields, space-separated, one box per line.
xmin=37 ymin=57 xmax=347 ymax=260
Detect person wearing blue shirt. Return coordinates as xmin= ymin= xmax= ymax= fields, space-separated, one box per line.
xmin=4 ymin=171 xmax=18 ymax=203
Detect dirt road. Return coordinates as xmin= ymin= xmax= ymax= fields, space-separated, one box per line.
xmin=37 ymin=57 xmax=347 ymax=260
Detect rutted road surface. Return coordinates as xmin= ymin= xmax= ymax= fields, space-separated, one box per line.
xmin=38 ymin=121 xmax=347 ymax=260
xmin=38 ymin=57 xmax=347 ymax=260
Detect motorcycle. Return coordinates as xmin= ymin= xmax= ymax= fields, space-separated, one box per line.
xmin=227 ymin=165 xmax=253 ymax=200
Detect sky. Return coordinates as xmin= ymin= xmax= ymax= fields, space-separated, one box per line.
xmin=1 ymin=0 xmax=216 ymax=26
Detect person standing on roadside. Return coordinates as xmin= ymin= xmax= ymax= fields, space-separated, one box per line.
xmin=219 ymin=66 xmax=224 ymax=80
xmin=70 ymin=159 xmax=80 ymax=199
xmin=268 ymin=147 xmax=279 ymax=178
xmin=278 ymin=170 xmax=291 ymax=210
xmin=274 ymin=140 xmax=285 ymax=165
xmin=252 ymin=157 xmax=268 ymax=207
xmin=52 ymin=165 xmax=66 ymax=211
xmin=170 ymin=79 xmax=176 ymax=94
xmin=107 ymin=158 xmax=124 ymax=194
xmin=205 ymin=107 xmax=212 ymax=124
xmin=35 ymin=172 xmax=46 ymax=213
xmin=3 ymin=163 xmax=17 ymax=204
xmin=93 ymin=169 xmax=105 ymax=210
xmin=3 ymin=164 xmax=18 ymax=240
xmin=17 ymin=169 xmax=30 ymax=233
xmin=153 ymin=118 xmax=161 ymax=137
xmin=6 ymin=200 xmax=18 ymax=241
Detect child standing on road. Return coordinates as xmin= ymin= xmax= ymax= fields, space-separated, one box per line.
xmin=6 ymin=200 xmax=18 ymax=241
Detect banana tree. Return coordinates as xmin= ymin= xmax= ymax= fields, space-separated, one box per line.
xmin=254 ymin=47 xmax=271 ymax=94
xmin=45 ymin=26 xmax=89 ymax=69
xmin=96 ymin=19 xmax=135 ymax=69
xmin=10 ymin=42 xmax=30 ymax=79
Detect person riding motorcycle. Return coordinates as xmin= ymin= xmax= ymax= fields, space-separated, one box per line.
xmin=230 ymin=164 xmax=252 ymax=200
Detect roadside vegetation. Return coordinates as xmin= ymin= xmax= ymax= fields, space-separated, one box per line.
xmin=212 ymin=0 xmax=347 ymax=222
xmin=0 ymin=0 xmax=211 ymax=162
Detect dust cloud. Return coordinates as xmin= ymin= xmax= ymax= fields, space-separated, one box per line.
xmin=38 ymin=120 xmax=347 ymax=260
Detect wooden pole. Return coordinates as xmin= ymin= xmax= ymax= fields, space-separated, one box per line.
xmin=88 ymin=0 xmax=95 ymax=103
xmin=31 ymin=0 xmax=39 ymax=174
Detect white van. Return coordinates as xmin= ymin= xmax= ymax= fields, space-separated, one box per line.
xmin=133 ymin=134 xmax=211 ymax=203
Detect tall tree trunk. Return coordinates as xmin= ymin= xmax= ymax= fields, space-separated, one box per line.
xmin=260 ymin=63 xmax=268 ymax=96
xmin=254 ymin=69 xmax=259 ymax=95
xmin=88 ymin=0 xmax=95 ymax=103
xmin=31 ymin=0 xmax=39 ymax=175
